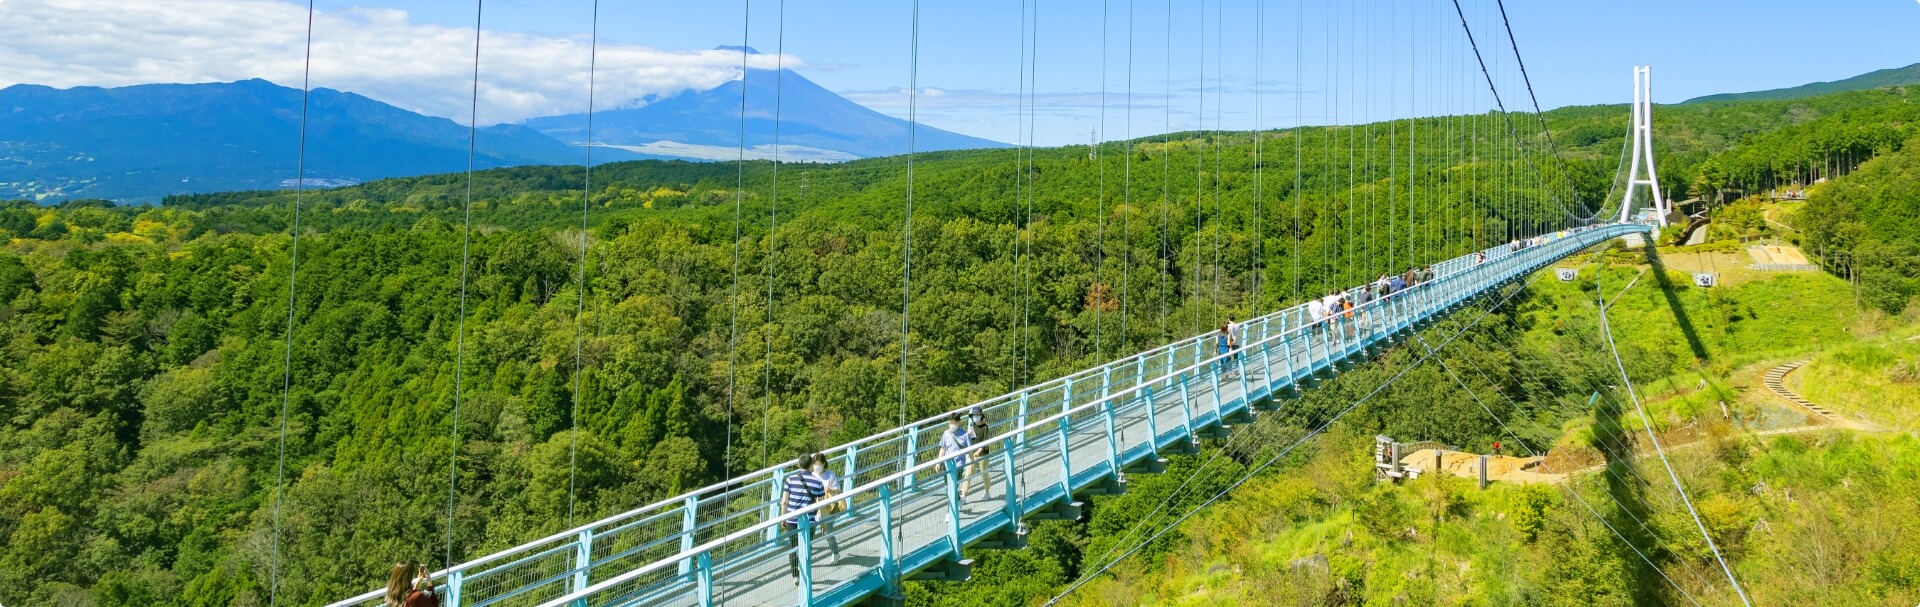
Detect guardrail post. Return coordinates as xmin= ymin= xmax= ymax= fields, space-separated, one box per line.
xmin=572 ymin=528 xmax=593 ymax=602
xmin=798 ymin=514 xmax=815 ymax=607
xmin=878 ymin=484 xmax=900 ymax=592
xmin=1140 ymin=381 xmax=1160 ymax=450
xmin=843 ymin=444 xmax=858 ymax=493
xmin=945 ymin=461 xmax=964 ymax=558
xmin=445 ymin=570 xmax=463 ymax=607
xmin=1061 ymin=378 xmax=1074 ymax=415
xmin=1001 ymin=437 xmax=1020 ymax=520
xmin=1177 ymin=368 xmax=1195 ymax=440
xmin=679 ymin=495 xmax=698 ymax=575
xmin=1016 ymin=392 xmax=1030 ymax=447
xmin=904 ymin=432 xmax=919 ymax=490
xmin=1101 ymin=369 xmax=1120 ymax=476
xmin=766 ymin=470 xmax=783 ymax=542
xmin=696 ymin=551 xmax=714 ymax=607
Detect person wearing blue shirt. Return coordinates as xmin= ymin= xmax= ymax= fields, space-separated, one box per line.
xmin=781 ymin=453 xmax=826 ymax=583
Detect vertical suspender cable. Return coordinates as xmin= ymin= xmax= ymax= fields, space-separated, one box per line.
xmin=1249 ymin=0 xmax=1262 ymax=314
xmin=1122 ymin=0 xmax=1134 ymax=354
xmin=763 ymin=0 xmax=787 ymax=469
xmin=1159 ymin=0 xmax=1172 ymax=344
xmin=446 ymin=0 xmax=485 ymax=570
xmin=565 ymin=0 xmax=601 ymax=528
xmin=1096 ymin=0 xmax=1109 ymax=360
xmin=724 ymin=0 xmax=753 ymax=482
xmin=1192 ymin=0 xmax=1205 ymax=336
xmin=267 ymin=2 xmax=316 ymax=604
xmin=900 ymin=0 xmax=920 ymax=434
xmin=1291 ymin=0 xmax=1300 ymax=304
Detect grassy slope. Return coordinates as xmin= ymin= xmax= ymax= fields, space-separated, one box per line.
xmin=1058 ymin=243 xmax=1920 ymax=607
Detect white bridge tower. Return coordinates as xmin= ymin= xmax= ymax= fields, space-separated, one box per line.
xmin=1619 ymin=65 xmax=1670 ymax=226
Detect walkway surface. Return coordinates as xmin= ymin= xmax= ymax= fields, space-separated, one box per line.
xmin=319 ymin=223 xmax=1651 ymax=607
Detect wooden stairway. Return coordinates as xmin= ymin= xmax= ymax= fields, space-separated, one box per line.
xmin=1762 ymin=361 xmax=1835 ymax=421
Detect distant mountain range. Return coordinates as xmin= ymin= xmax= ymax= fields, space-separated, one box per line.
xmin=1683 ymin=62 xmax=1920 ymax=104
xmin=0 ymin=48 xmax=1004 ymax=202
xmin=525 ymin=47 xmax=1005 ymax=163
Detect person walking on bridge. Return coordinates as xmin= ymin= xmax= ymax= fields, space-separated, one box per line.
xmin=964 ymin=406 xmax=994 ymax=502
xmin=781 ymin=452 xmax=828 ymax=584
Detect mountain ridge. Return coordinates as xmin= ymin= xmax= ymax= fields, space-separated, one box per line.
xmin=1683 ymin=62 xmax=1920 ymax=104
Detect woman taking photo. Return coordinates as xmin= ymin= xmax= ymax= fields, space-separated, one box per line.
xmin=384 ymin=561 xmax=439 ymax=607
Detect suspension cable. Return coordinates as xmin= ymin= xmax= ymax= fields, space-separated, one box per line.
xmin=899 ymin=0 xmax=920 ymax=433
xmin=1493 ymin=0 xmax=1592 ymax=220
xmin=444 ymin=0 xmax=485 ymax=571
xmin=762 ymin=0 xmax=787 ymax=471
xmin=1447 ymin=0 xmax=1596 ymax=226
xmin=1597 ymin=255 xmax=1755 ymax=606
xmin=563 ymin=0 xmax=601 ymax=530
xmin=266 ymin=2 xmax=316 ymax=604
xmin=1096 ymin=0 xmax=1109 ymax=360
xmin=723 ymin=0 xmax=753 ymax=481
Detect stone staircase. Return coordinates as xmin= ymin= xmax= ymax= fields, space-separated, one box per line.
xmin=1762 ymin=361 xmax=1835 ymax=421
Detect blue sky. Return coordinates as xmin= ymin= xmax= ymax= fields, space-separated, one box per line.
xmin=5 ymin=0 xmax=1918 ymax=146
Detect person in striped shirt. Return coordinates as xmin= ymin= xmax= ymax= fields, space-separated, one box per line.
xmin=781 ymin=453 xmax=827 ymax=583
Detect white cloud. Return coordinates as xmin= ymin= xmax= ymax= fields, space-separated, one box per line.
xmin=0 ymin=0 xmax=800 ymax=125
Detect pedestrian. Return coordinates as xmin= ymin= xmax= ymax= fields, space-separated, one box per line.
xmin=965 ymin=406 xmax=993 ymax=501
xmin=1226 ymin=315 xmax=1246 ymax=357
xmin=938 ymin=413 xmax=972 ymax=479
xmin=1492 ymin=441 xmax=1502 ymax=455
xmin=807 ymin=453 xmax=846 ymax=555
xmin=782 ymin=453 xmax=828 ymax=583
xmin=1389 ymin=272 xmax=1407 ymax=293
xmin=1321 ymin=291 xmax=1345 ymax=338
xmin=385 ymin=561 xmax=439 ymax=607
xmin=1307 ymin=294 xmax=1328 ymax=335
xmin=1215 ymin=324 xmax=1232 ymax=376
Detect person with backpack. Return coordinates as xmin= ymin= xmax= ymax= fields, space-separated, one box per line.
xmin=781 ymin=452 xmax=828 ymax=583
xmin=384 ymin=561 xmax=438 ymax=607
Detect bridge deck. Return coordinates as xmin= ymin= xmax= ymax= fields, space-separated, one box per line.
xmin=323 ymin=223 xmax=1649 ymax=607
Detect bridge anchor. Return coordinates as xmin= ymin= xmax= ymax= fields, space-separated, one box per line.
xmin=1027 ymin=500 xmax=1084 ymax=521
xmin=972 ymin=525 xmax=1029 ymax=550
xmin=908 ymin=558 xmax=974 ymax=582
xmin=1123 ymin=457 xmax=1169 ymax=475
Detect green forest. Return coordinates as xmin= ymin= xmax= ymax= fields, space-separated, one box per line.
xmin=0 ymin=84 xmax=1916 ymax=607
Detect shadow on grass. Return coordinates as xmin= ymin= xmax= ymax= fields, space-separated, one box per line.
xmin=1639 ymin=240 xmax=1711 ymax=364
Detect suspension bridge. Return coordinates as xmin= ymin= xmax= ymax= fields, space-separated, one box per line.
xmin=250 ymin=0 xmax=1768 ymax=605
xmin=319 ymin=223 xmax=1648 ymax=607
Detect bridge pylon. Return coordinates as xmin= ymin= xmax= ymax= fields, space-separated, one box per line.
xmin=1619 ymin=65 xmax=1670 ymax=227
